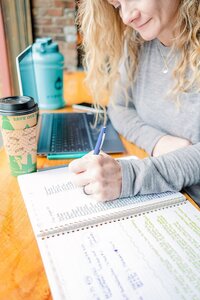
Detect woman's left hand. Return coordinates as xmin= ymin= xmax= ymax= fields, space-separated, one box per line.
xmin=68 ymin=151 xmax=122 ymax=202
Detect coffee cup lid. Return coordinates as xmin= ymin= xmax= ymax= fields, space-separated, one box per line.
xmin=0 ymin=96 xmax=38 ymax=116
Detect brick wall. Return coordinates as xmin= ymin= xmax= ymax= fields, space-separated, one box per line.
xmin=31 ymin=0 xmax=78 ymax=70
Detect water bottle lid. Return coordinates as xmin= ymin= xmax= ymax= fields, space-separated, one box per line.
xmin=33 ymin=37 xmax=59 ymax=53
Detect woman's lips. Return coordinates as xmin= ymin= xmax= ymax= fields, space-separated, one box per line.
xmin=134 ymin=18 xmax=152 ymax=30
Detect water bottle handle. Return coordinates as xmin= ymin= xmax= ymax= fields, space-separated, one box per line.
xmin=37 ymin=37 xmax=52 ymax=53
xmin=39 ymin=43 xmax=46 ymax=53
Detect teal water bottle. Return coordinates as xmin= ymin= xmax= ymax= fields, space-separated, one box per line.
xmin=32 ymin=37 xmax=65 ymax=109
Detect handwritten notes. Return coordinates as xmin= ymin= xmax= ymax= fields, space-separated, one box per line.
xmin=18 ymin=164 xmax=199 ymax=299
xmin=37 ymin=202 xmax=200 ymax=299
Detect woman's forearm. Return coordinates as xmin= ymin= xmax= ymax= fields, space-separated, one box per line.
xmin=118 ymin=142 xmax=200 ymax=197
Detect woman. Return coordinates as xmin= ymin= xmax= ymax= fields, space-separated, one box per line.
xmin=69 ymin=0 xmax=200 ymax=204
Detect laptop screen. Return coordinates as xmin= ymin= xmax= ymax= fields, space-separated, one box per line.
xmin=16 ymin=45 xmax=39 ymax=103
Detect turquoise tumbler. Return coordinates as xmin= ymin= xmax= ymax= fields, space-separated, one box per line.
xmin=32 ymin=37 xmax=65 ymax=109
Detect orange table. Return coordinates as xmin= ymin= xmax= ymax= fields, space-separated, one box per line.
xmin=0 ymin=73 xmax=198 ymax=299
xmin=64 ymin=71 xmax=93 ymax=105
xmin=63 ymin=71 xmax=108 ymax=106
xmin=0 ymin=96 xmax=150 ymax=300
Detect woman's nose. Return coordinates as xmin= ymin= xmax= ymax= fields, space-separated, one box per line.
xmin=120 ymin=4 xmax=140 ymax=25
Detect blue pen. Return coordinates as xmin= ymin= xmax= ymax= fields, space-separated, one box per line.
xmin=93 ymin=126 xmax=106 ymax=155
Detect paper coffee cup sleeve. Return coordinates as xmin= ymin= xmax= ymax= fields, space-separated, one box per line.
xmin=2 ymin=125 xmax=37 ymax=158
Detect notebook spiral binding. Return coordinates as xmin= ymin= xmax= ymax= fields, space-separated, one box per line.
xmin=40 ymin=196 xmax=186 ymax=240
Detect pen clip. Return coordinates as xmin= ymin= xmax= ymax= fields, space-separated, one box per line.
xmin=93 ymin=126 xmax=106 ymax=155
xmin=99 ymin=132 xmax=106 ymax=151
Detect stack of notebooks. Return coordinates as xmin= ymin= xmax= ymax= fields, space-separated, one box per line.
xmin=18 ymin=163 xmax=200 ymax=300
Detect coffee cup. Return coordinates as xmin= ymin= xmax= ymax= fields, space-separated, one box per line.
xmin=0 ymin=96 xmax=39 ymax=176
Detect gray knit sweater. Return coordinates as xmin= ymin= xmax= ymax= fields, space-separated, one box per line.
xmin=108 ymin=39 xmax=200 ymax=205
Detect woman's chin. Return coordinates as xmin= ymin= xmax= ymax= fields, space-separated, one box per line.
xmin=138 ymin=32 xmax=158 ymax=41
xmin=136 ymin=22 xmax=160 ymax=42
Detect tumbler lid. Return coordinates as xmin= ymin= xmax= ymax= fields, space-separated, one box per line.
xmin=0 ymin=96 xmax=38 ymax=116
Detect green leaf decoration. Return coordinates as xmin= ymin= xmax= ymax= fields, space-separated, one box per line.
xmin=2 ymin=116 xmax=14 ymax=130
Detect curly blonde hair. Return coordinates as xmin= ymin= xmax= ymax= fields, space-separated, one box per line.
xmin=77 ymin=0 xmax=200 ymax=104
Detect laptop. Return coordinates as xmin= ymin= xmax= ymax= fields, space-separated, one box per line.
xmin=16 ymin=45 xmax=125 ymax=159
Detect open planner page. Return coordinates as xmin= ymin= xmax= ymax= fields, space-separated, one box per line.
xmin=37 ymin=201 xmax=200 ymax=300
xmin=18 ymin=166 xmax=185 ymax=235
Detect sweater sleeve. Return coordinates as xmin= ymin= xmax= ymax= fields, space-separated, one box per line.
xmin=108 ymin=62 xmax=166 ymax=155
xmin=118 ymin=142 xmax=200 ymax=197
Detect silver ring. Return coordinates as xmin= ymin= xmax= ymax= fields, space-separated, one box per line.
xmin=83 ymin=185 xmax=90 ymax=195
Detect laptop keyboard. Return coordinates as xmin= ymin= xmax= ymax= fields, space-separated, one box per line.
xmin=50 ymin=114 xmax=92 ymax=153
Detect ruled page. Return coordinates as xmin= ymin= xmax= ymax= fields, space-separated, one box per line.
xmin=18 ymin=166 xmax=184 ymax=236
xmin=38 ymin=201 xmax=200 ymax=300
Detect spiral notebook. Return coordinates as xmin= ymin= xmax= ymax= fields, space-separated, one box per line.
xmin=18 ymin=165 xmax=200 ymax=300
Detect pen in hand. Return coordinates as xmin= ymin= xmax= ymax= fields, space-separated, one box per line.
xmin=93 ymin=126 xmax=106 ymax=155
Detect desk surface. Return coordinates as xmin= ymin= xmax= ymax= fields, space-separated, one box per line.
xmin=0 ymin=106 xmax=199 ymax=299
xmin=0 ymin=103 xmax=150 ymax=300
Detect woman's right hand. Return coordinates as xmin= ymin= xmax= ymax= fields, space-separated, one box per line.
xmin=152 ymin=135 xmax=192 ymax=157
xmin=68 ymin=151 xmax=122 ymax=202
